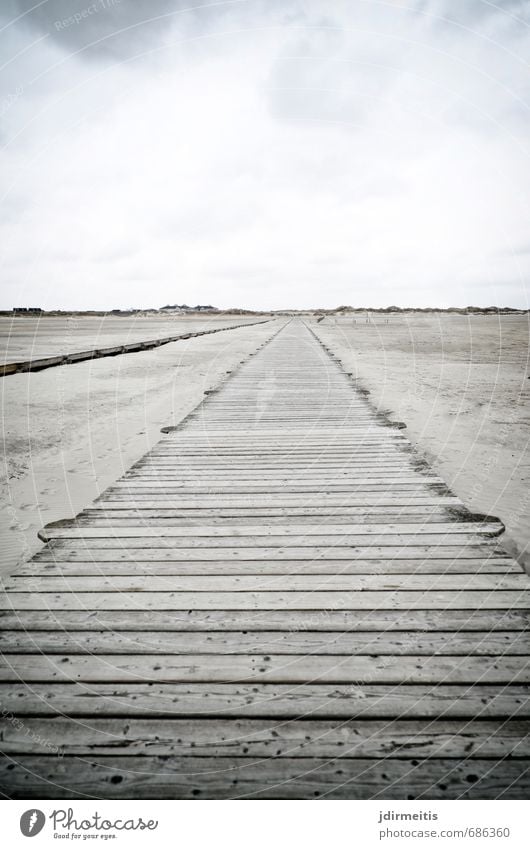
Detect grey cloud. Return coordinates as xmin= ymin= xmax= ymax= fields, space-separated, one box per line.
xmin=423 ymin=0 xmax=530 ymax=30
xmin=1 ymin=0 xmax=223 ymax=62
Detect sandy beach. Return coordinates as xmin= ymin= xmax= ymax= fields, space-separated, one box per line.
xmin=311 ymin=314 xmax=530 ymax=570
xmin=0 ymin=314 xmax=262 ymax=362
xmin=0 ymin=316 xmax=280 ymax=573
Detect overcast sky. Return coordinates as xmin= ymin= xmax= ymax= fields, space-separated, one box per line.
xmin=0 ymin=0 xmax=529 ymax=310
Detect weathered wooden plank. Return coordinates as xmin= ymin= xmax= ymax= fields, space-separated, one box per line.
xmin=0 ymin=653 xmax=527 ymax=683
xmin=163 ymin=430 xmax=392 ymax=435
xmin=1 ymin=681 xmax=527 ymax=718
xmin=17 ymin=557 xmax=520 ymax=575
xmin=126 ymin=473 xmax=435 ymax=481
xmin=104 ymin=487 xmax=458 ymax=497
xmin=131 ymin=469 xmax=422 ymax=477
xmin=126 ymin=464 xmax=422 ymax=473
xmin=143 ymin=459 xmax=412 ymax=466
xmin=94 ymin=497 xmax=464 ymax=508
xmin=195 ymin=414 xmax=386 ymax=420
xmin=1 ymin=755 xmax=528 ymax=799
xmin=162 ymin=431 xmax=408 ymax=438
xmin=134 ymin=450 xmax=419 ymax=457
xmin=5 ymin=574 xmax=527 ymax=592
xmin=164 ymin=427 xmax=402 ymax=435
xmin=97 ymin=490 xmax=435 ymax=499
xmin=2 ymin=590 xmax=527 ymax=610
xmin=38 ymin=522 xmax=505 ymax=539
xmin=2 ymin=630 xmax=527 ymax=656
xmin=2 ymin=608 xmax=525 ymax=631
xmin=31 ymin=550 xmax=508 ymax=566
xmin=141 ymin=447 xmax=413 ymax=454
xmin=140 ymin=454 xmax=412 ymax=461
xmin=147 ymin=450 xmax=410 ymax=457
xmin=134 ymin=448 xmax=418 ymax=454
xmin=109 ymin=479 xmax=438 ymax=489
xmin=67 ymin=512 xmax=467 ymax=527
xmin=2 ymin=718 xmax=527 ymax=758
xmin=81 ymin=505 xmax=459 ymax=516
xmin=36 ymin=529 xmax=500 ymax=548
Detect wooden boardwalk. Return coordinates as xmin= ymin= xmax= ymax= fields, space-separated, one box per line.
xmin=1 ymin=318 xmax=529 ymax=799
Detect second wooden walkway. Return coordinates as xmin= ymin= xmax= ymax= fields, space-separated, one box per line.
xmin=1 ymin=318 xmax=529 ymax=798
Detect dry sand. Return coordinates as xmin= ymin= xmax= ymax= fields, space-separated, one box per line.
xmin=0 ymin=318 xmax=281 ymax=573
xmin=310 ymin=314 xmax=530 ymax=570
xmin=0 ymin=314 xmax=261 ymax=362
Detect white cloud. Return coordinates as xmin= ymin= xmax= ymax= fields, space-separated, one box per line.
xmin=0 ymin=0 xmax=529 ymax=309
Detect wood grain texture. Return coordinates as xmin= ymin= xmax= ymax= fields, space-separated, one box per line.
xmin=2 ymin=756 xmax=529 ymax=799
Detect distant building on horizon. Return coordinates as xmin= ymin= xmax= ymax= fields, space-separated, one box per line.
xmin=159 ymin=304 xmax=218 ymax=313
